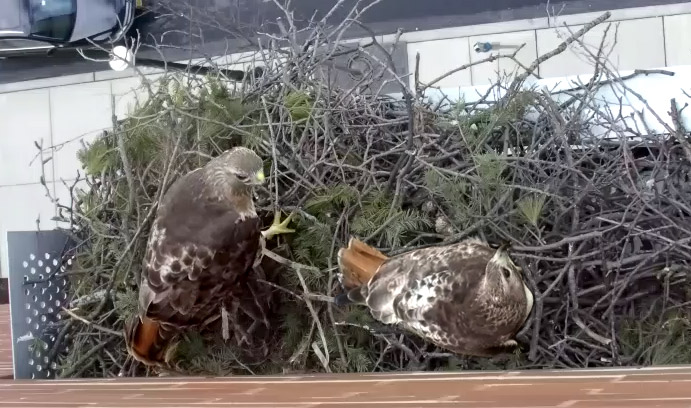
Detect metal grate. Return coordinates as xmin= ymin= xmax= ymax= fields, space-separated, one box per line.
xmin=7 ymin=231 xmax=74 ymax=380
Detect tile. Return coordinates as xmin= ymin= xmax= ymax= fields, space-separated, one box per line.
xmin=468 ymin=30 xmax=538 ymax=86
xmin=110 ymin=74 xmax=164 ymax=120
xmin=0 ymin=89 xmax=52 ymax=186
xmin=536 ymin=17 xmax=666 ymax=78
xmin=0 ymin=183 xmax=58 ymax=279
xmin=49 ymin=81 xmax=113 ymax=182
xmin=395 ymin=4 xmax=691 ymax=44
xmin=406 ymin=37 xmax=472 ymax=91
xmin=663 ymin=14 xmax=691 ymax=66
xmin=110 ymin=77 xmax=144 ymax=120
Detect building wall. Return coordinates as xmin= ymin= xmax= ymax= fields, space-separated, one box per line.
xmin=404 ymin=7 xmax=691 ymax=89
xmin=2 ymin=4 xmax=691 ymax=279
xmin=0 ymin=73 xmax=161 ymax=279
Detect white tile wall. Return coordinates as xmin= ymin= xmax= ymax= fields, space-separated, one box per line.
xmin=0 ymin=183 xmax=57 ymax=278
xmin=110 ymin=73 xmax=164 ymax=119
xmin=0 ymin=89 xmax=52 ymax=186
xmin=663 ymin=14 xmax=691 ymax=66
xmin=536 ymin=17 xmax=666 ymax=78
xmin=111 ymin=76 xmax=148 ymax=120
xmin=49 ymin=81 xmax=113 ymax=182
xmin=468 ymin=30 xmax=538 ymax=86
xmin=407 ymin=37 xmax=472 ymax=90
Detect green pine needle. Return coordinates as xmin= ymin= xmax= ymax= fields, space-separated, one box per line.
xmin=517 ymin=194 xmax=546 ymax=227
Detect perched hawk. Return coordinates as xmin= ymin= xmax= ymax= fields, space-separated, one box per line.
xmin=337 ymin=237 xmax=534 ymax=357
xmin=124 ymin=146 xmax=293 ymax=367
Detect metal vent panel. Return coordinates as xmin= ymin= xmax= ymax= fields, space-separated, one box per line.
xmin=7 ymin=230 xmax=74 ymax=380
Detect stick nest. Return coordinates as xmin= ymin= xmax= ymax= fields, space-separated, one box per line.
xmin=40 ymin=7 xmax=690 ymax=377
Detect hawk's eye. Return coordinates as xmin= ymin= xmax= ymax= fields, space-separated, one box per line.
xmin=236 ymin=174 xmax=250 ymax=183
xmin=502 ymin=268 xmax=511 ymax=279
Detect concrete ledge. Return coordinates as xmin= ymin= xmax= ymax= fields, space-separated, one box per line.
xmin=93 ymin=66 xmax=166 ymax=81
xmin=0 ymin=73 xmax=96 ymax=94
xmin=389 ymin=2 xmax=691 ymax=44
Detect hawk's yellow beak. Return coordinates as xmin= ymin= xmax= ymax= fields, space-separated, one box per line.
xmin=255 ymin=170 xmax=265 ymax=183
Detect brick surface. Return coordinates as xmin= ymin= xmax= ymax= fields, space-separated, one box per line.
xmin=0 ymin=365 xmax=690 ymax=407
xmin=0 ymin=304 xmax=12 ymax=379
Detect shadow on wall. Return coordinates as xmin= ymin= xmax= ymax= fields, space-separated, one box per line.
xmin=0 ymin=279 xmax=7 ymax=304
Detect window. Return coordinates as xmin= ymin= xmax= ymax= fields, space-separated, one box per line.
xmin=29 ymin=0 xmax=77 ymax=42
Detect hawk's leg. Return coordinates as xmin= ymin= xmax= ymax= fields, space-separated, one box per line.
xmin=252 ymin=237 xmax=265 ymax=268
xmin=237 ymin=285 xmax=270 ymax=335
xmin=223 ymin=300 xmax=252 ymax=347
xmin=261 ymin=210 xmax=295 ymax=241
xmin=480 ymin=339 xmax=520 ymax=356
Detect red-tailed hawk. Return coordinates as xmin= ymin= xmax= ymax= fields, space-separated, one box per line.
xmin=124 ymin=146 xmax=293 ymax=367
xmin=336 ymin=237 xmax=534 ymax=357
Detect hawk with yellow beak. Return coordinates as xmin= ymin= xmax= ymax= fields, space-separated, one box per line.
xmin=125 ymin=146 xmax=293 ymax=367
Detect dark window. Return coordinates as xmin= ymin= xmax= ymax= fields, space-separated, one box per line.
xmin=29 ymin=0 xmax=77 ymax=42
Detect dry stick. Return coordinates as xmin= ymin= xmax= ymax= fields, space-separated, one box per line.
xmin=288 ymin=320 xmax=317 ymax=366
xmin=326 ymin=210 xmax=349 ymax=368
xmin=503 ymin=11 xmax=612 ymax=101
xmin=350 ymin=21 xmax=417 ymax=201
xmin=261 ymin=95 xmax=331 ymax=370
xmin=47 ymin=202 xmax=158 ymax=364
xmin=567 ymin=265 xmax=612 ymax=346
xmin=61 ymin=307 xmax=123 ymax=337
xmin=333 ymin=322 xmax=420 ymax=365
xmin=512 ymin=230 xmax=604 ymax=252
xmin=422 ymin=44 xmax=526 ymax=90
xmin=60 ymin=340 xmax=109 ymax=378
xmin=113 ymin=95 xmax=136 ymax=242
xmin=669 ymin=98 xmax=691 ymax=164
xmin=258 ymin=279 xmax=335 ymax=303
xmin=541 ymin=89 xmax=612 ymax=347
xmin=295 ymin=268 xmax=332 ymax=373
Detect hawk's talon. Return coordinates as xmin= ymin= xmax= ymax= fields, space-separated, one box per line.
xmin=261 ymin=211 xmax=295 ymax=240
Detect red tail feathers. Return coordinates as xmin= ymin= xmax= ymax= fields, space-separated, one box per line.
xmin=337 ymin=237 xmax=388 ymax=290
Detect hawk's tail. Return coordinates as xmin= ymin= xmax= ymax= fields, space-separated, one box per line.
xmin=336 ymin=237 xmax=388 ymax=304
xmin=124 ymin=315 xmax=176 ymax=367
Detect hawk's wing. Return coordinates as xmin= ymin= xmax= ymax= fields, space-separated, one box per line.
xmin=363 ymin=241 xmax=492 ymax=338
xmin=139 ymin=215 xmax=261 ymax=329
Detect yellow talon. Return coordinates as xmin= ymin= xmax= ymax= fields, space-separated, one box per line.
xmin=262 ymin=210 xmax=295 ymax=240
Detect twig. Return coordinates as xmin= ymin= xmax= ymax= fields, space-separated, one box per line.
xmin=61 ymin=307 xmax=124 ymax=337
xmin=504 ymin=11 xmax=612 ymax=100
xmin=295 ymin=268 xmax=332 ymax=373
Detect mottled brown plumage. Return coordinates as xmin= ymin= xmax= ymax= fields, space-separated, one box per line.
xmin=124 ymin=147 xmax=293 ymax=367
xmin=337 ymin=237 xmax=534 ymax=357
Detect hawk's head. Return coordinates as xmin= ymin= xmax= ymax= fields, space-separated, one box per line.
xmin=484 ymin=244 xmax=526 ymax=296
xmin=204 ymin=146 xmax=266 ymax=193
